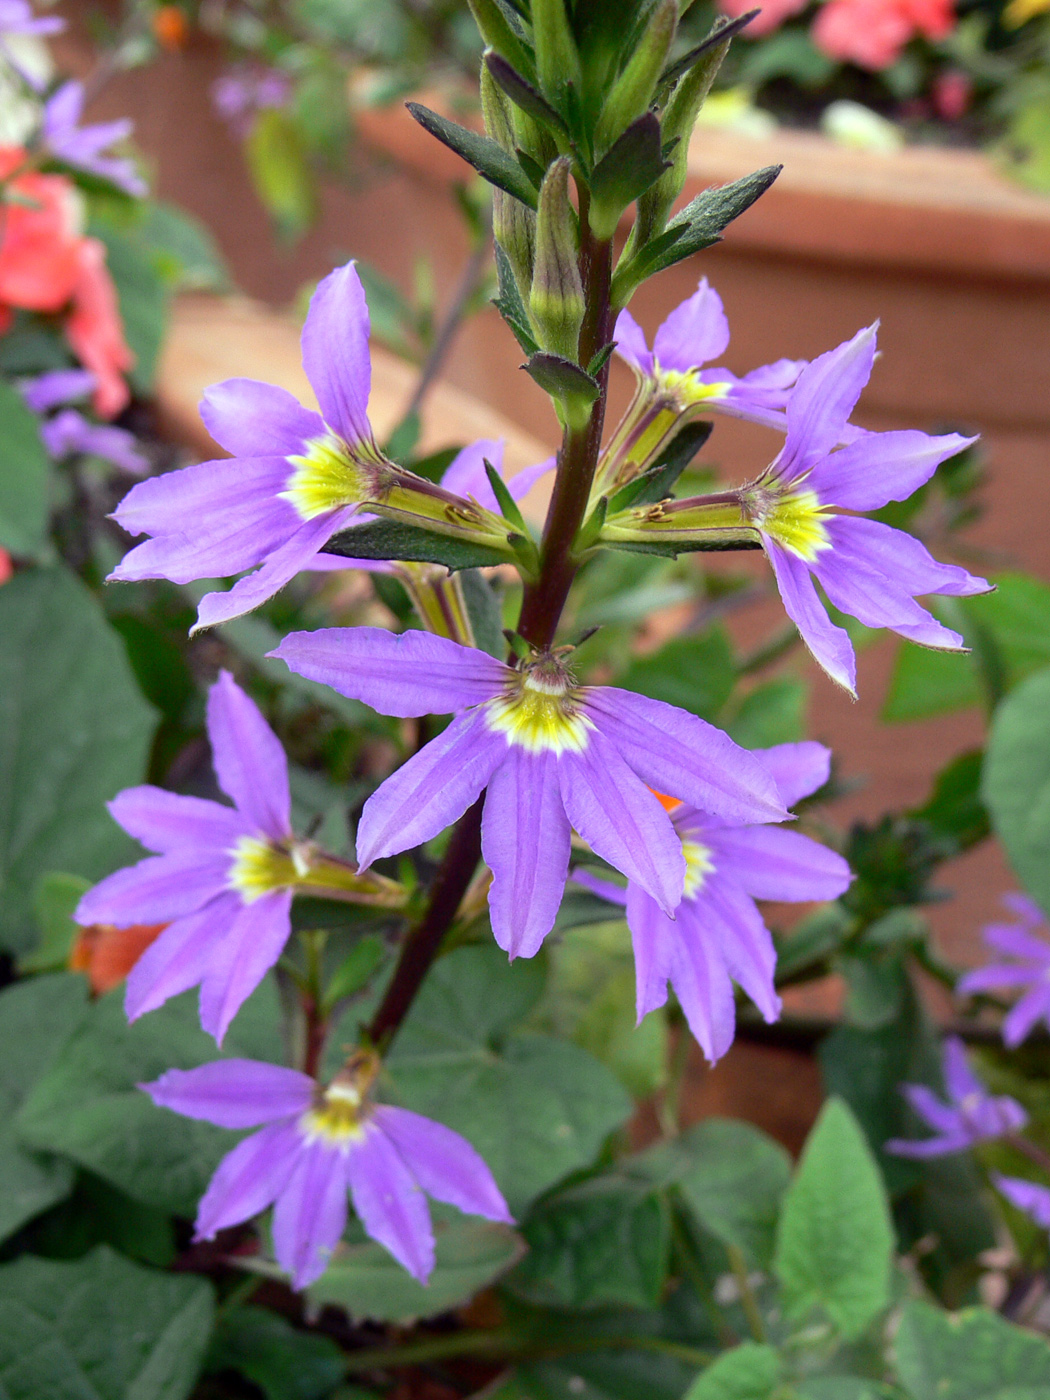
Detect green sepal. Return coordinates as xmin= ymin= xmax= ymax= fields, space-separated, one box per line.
xmin=658 ymin=9 xmax=758 ymax=92
xmin=514 ymin=147 xmax=548 ymax=189
xmin=493 ymin=243 xmax=540 ymax=354
xmin=485 ymin=52 xmax=570 ymax=140
xmin=524 ymin=351 xmax=600 ymax=402
xmin=603 ymin=533 xmax=762 ymax=558
xmin=406 ymin=102 xmax=538 ymax=208
xmin=484 ymin=458 xmax=528 ymax=532
xmin=469 ymin=1 xmax=537 ymax=82
xmin=589 ymin=113 xmax=671 ymax=239
xmin=586 ymin=340 xmax=617 ymax=378
xmin=630 ymin=420 xmax=714 ymax=505
xmin=613 ymin=164 xmax=781 ymax=303
xmin=324 ymin=518 xmax=512 ymax=571
xmin=506 ymin=530 xmax=542 ymax=579
xmin=575 ymin=495 xmax=608 ymax=553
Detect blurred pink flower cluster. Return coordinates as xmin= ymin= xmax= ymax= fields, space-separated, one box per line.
xmin=720 ymin=0 xmax=955 ymax=70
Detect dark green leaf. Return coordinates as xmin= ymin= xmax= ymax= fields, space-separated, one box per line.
xmin=486 ymin=52 xmax=569 ymax=136
xmin=775 ymin=903 xmax=853 ymax=983
xmin=725 ymin=679 xmax=806 ymax=749
xmin=683 ymin=1343 xmax=780 ymax=1400
xmin=909 ymin=749 xmax=989 ymax=853
xmin=91 ymin=221 xmax=170 ymax=394
xmin=0 ymin=1245 xmax=214 ymax=1400
xmin=623 ymin=422 xmax=713 ymax=507
xmin=324 ymin=517 xmax=510 ymax=571
xmin=590 ymin=114 xmax=670 ymax=219
xmin=983 ymin=665 xmax=1050 ymax=917
xmin=494 ymin=243 xmax=541 ymax=355
xmin=206 ymin=1306 xmax=344 ymax=1400
xmin=616 ymin=629 xmax=735 ymax=722
xmin=0 ymin=568 xmax=156 ymax=953
xmin=324 ymin=935 xmax=387 ymax=1009
xmin=659 ymin=11 xmax=759 ymax=89
xmin=306 ymin=1217 xmax=525 ymax=1323
xmin=894 ymin=1299 xmax=1050 ymax=1400
xmin=461 ymin=568 xmax=506 ymax=657
xmin=838 ymin=949 xmax=908 ymax=1030
xmin=407 ymin=102 xmax=538 ymax=207
xmin=0 ymin=380 xmax=49 ymax=557
xmin=0 ymin=973 xmax=88 ymax=1243
xmin=19 ymin=871 xmax=91 ymax=973
xmin=17 ymin=981 xmax=282 ymax=1215
xmin=524 ymin=352 xmax=601 ymax=402
xmin=773 ymin=1098 xmax=894 ymax=1339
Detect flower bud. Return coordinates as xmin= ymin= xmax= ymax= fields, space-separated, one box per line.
xmin=493 ymin=186 xmax=536 ymax=299
xmin=480 ymin=58 xmax=514 ymax=151
xmin=532 ymin=0 xmax=583 ymax=110
xmin=594 ymin=0 xmax=677 ymax=152
xmin=529 ymin=157 xmax=584 ymax=363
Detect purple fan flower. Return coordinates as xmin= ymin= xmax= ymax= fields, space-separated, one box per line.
xmin=0 ymin=0 xmax=63 ymax=36
xmin=614 ymin=278 xmax=809 ymax=432
xmin=212 ymin=66 xmax=291 ymax=137
xmin=271 ymin=628 xmax=789 ymax=959
xmin=885 ymin=1036 xmax=1027 ymax=1158
xmin=993 ymin=1173 xmax=1050 ymax=1230
xmin=75 ymin=671 xmax=303 ymax=1044
xmin=41 ymin=81 xmax=147 ymax=197
xmin=575 ymin=742 xmax=851 ymax=1064
xmin=41 ymin=408 xmax=148 ymax=474
xmin=109 ymin=260 xmax=392 ymax=631
xmin=957 ymin=894 xmax=1050 ymax=1048
xmin=143 ymin=1054 xmax=512 ymax=1288
xmin=19 ymin=367 xmax=96 ymax=413
xmin=737 ymin=324 xmax=988 ymax=695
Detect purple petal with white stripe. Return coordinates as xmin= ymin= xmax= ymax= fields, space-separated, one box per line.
xmin=142 ymin=1059 xmax=313 ymax=1128
xmin=664 ymin=898 xmax=738 ymax=1064
xmin=272 ymin=1138 xmax=352 ymax=1289
xmin=373 ymin=1106 xmax=513 ymax=1223
xmin=198 ymin=890 xmax=294 ymax=1044
xmin=703 ymin=880 xmax=781 ymax=1026
xmin=194 ymin=1121 xmax=303 ymax=1238
xmin=652 ymin=278 xmax=730 ymax=372
xmin=74 ymin=849 xmax=231 ymax=927
xmin=346 ymin=1121 xmax=435 ymax=1283
xmin=107 ymin=785 xmax=250 ymax=854
xmin=207 ymin=670 xmax=290 ymax=839
xmin=199 ymin=378 xmax=323 ymax=459
xmin=765 ymin=539 xmax=856 ymax=695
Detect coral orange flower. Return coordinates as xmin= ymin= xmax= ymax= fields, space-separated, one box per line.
xmin=65 ymin=238 xmax=134 ymax=418
xmin=152 ymin=4 xmax=189 ymax=49
xmin=0 ymin=147 xmax=82 ymax=314
xmin=70 ymin=921 xmax=166 ymax=995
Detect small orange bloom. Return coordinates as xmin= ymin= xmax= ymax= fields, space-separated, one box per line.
xmin=153 ymin=5 xmax=189 ymax=49
xmin=70 ymin=922 xmax=166 ymax=995
xmin=650 ymin=789 xmax=683 ymax=813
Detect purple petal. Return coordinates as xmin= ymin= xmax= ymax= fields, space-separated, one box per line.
xmin=200 ymin=379 xmax=323 ymax=459
xmin=808 ymin=430 xmax=977 ymax=512
xmin=984 ymin=922 xmax=1050 ymax=963
xmin=1003 ymin=985 xmax=1050 ymax=1048
xmin=708 ymin=827 xmax=851 ymax=903
xmin=957 ymin=963 xmax=1044 ymax=994
xmin=764 ymin=539 xmax=856 ymax=695
xmin=559 ymin=731 xmax=685 ymax=915
xmin=993 ymin=1174 xmax=1050 ymax=1229
xmin=482 ymin=747 xmax=572 ymax=960
xmin=885 ymin=1132 xmax=971 ymax=1159
xmin=199 ymin=890 xmax=294 ymax=1045
xmin=652 ymin=279 xmax=730 ymax=373
xmin=19 ymin=368 xmax=95 ymax=412
xmin=1002 ymin=893 xmax=1047 ymax=926
xmin=355 ymin=711 xmax=505 ymax=869
xmin=941 ymin=1036 xmax=983 ymax=1105
xmin=901 ymin=1083 xmax=965 ymax=1134
xmin=439 ymin=439 xmax=505 ymax=511
xmin=572 ymin=869 xmax=629 ymax=908
xmin=821 ymin=516 xmax=988 ymax=601
xmin=613 ymin=309 xmax=653 ymax=376
xmin=75 ymin=850 xmax=230 ymax=927
xmin=206 ymin=671 xmax=290 ymax=839
xmin=584 ymin=687 xmax=788 ymax=825
xmin=301 ymin=262 xmax=373 ymax=448
xmin=757 ymin=741 xmax=831 ymax=808
xmin=271 ymin=626 xmax=508 ymax=718
xmin=664 ymin=898 xmax=738 ymax=1064
xmin=779 ymin=324 xmax=877 ymax=480
xmin=193 ymin=509 xmax=355 ymax=631
xmin=702 ymin=880 xmax=781 ymax=1025
xmin=812 ymin=535 xmax=964 ymax=648
xmin=42 ymin=412 xmax=149 ymax=475
xmin=272 ymin=1137 xmax=351 ymax=1289
xmin=507 ymin=455 xmax=557 ymax=502
xmin=42 ymin=78 xmax=82 ymax=129
xmin=346 ymin=1120 xmax=435 ymax=1283
xmin=196 ymin=1121 xmax=304 ymax=1238
xmin=625 ymin=883 xmax=675 ymax=1021
xmin=142 ymin=1059 xmax=313 ymax=1127
xmin=372 ymin=1106 xmax=513 ymax=1223
xmin=107 ymin=785 xmax=250 ymax=854
xmin=124 ymin=894 xmax=242 ymax=1022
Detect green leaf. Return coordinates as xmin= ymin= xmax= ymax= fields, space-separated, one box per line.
xmin=324 ymin=934 xmax=387 ymax=1010
xmin=325 ymin=517 xmax=511 ymax=571
xmin=508 ymin=1173 xmax=670 ymax=1310
xmin=616 ymin=629 xmax=735 ymax=723
xmin=882 ymin=641 xmax=981 ymax=722
xmin=91 ymin=220 xmax=170 ymax=394
xmin=909 ymin=748 xmax=989 ymax=852
xmin=795 ymin=1382 xmax=893 ymax=1400
xmin=776 ymin=903 xmax=853 ymax=983
xmin=524 ymin=352 xmax=601 ymax=402
xmin=17 ymin=981 xmax=282 ymax=1215
xmin=462 ymin=567 xmax=507 ymax=657
xmin=660 ymin=11 xmax=759 ymax=89
xmin=306 ymin=1217 xmax=525 ymax=1323
xmin=838 ymin=949 xmax=908 ymax=1030
xmin=726 ymin=678 xmax=806 ymax=749
xmin=19 ymin=870 xmax=92 ymax=973
xmin=0 ymin=973 xmax=88 ymax=1243
xmin=0 ymin=1245 xmax=214 ymax=1400
xmin=983 ymin=665 xmax=1050 ymax=916
xmin=486 ymin=52 xmax=569 ymax=137
xmin=246 ymin=107 xmax=316 ymax=237
xmin=206 ymin=1306 xmax=345 ymax=1400
xmin=493 ymin=242 xmax=540 ymax=355
xmin=590 ymin=114 xmax=670 ymax=231
xmin=622 ymin=422 xmax=713 ymax=508
xmin=407 ymin=102 xmax=538 ymax=207
xmin=773 ymin=1098 xmax=894 ymax=1339
xmin=388 ymin=946 xmax=632 ymax=1213
xmin=683 ymin=1343 xmax=781 ymax=1400
xmin=636 ymin=1119 xmax=791 ymax=1270
xmin=969 ymin=574 xmax=1050 ymax=683
xmin=137 ymin=201 xmax=231 ymax=292
xmin=0 ymin=568 xmax=156 ymax=953
xmin=0 ymin=379 xmax=49 ymax=557
xmin=894 ymin=1299 xmax=1050 ymax=1400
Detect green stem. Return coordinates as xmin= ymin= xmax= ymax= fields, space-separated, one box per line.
xmin=342 ymin=1327 xmax=713 ymax=1372
xmin=727 ymin=1244 xmax=766 ymax=1343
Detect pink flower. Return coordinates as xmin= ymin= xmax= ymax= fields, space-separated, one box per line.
xmin=812 ymin=0 xmax=954 ymax=70
xmin=719 ymin=0 xmax=808 ymax=36
xmin=65 ymin=238 xmax=134 ymax=419
xmin=932 ymin=69 xmax=972 ymax=120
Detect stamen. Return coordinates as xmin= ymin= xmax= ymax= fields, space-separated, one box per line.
xmin=281 ymin=433 xmax=368 ymax=520
xmin=485 ymin=656 xmax=593 ymax=754
xmin=747 ymin=485 xmax=831 ymax=562
xmin=227 ymin=836 xmax=298 ymax=902
xmin=681 ymin=838 xmax=714 ymax=898
xmin=300 ymin=1050 xmax=380 ymax=1145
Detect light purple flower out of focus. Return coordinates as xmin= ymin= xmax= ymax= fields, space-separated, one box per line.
xmin=76 ymin=671 xmax=303 ymax=1044
xmin=575 ymin=742 xmax=851 ymax=1064
xmin=738 ymin=324 xmax=988 ymax=695
xmin=957 ymin=894 xmax=1050 ymax=1048
xmin=41 ymin=81 xmax=147 ymax=197
xmin=993 ymin=1173 xmax=1050 ymax=1230
xmin=19 ymin=368 xmax=96 ymax=413
xmin=109 ymin=260 xmax=490 ymax=632
xmin=0 ymin=1 xmax=63 ymax=36
xmin=143 ymin=1056 xmax=512 ymax=1288
xmin=270 ymin=628 xmax=789 ymax=959
xmin=42 ymin=409 xmax=148 ymax=474
xmin=212 ymin=66 xmax=291 ymax=137
xmin=885 ymin=1036 xmax=1027 ymax=1158
xmin=614 ymin=278 xmax=809 ymax=431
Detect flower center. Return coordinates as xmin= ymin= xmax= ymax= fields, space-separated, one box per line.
xmin=681 ymin=838 xmax=714 ymax=898
xmin=226 ymin=835 xmax=300 ymax=902
xmin=300 ymin=1051 xmax=380 ymax=1144
xmin=657 ymin=366 xmax=731 ymax=408
xmin=749 ymin=486 xmax=831 ymax=562
xmin=485 ymin=658 xmax=593 ymax=754
xmin=280 ymin=433 xmax=370 ymax=520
